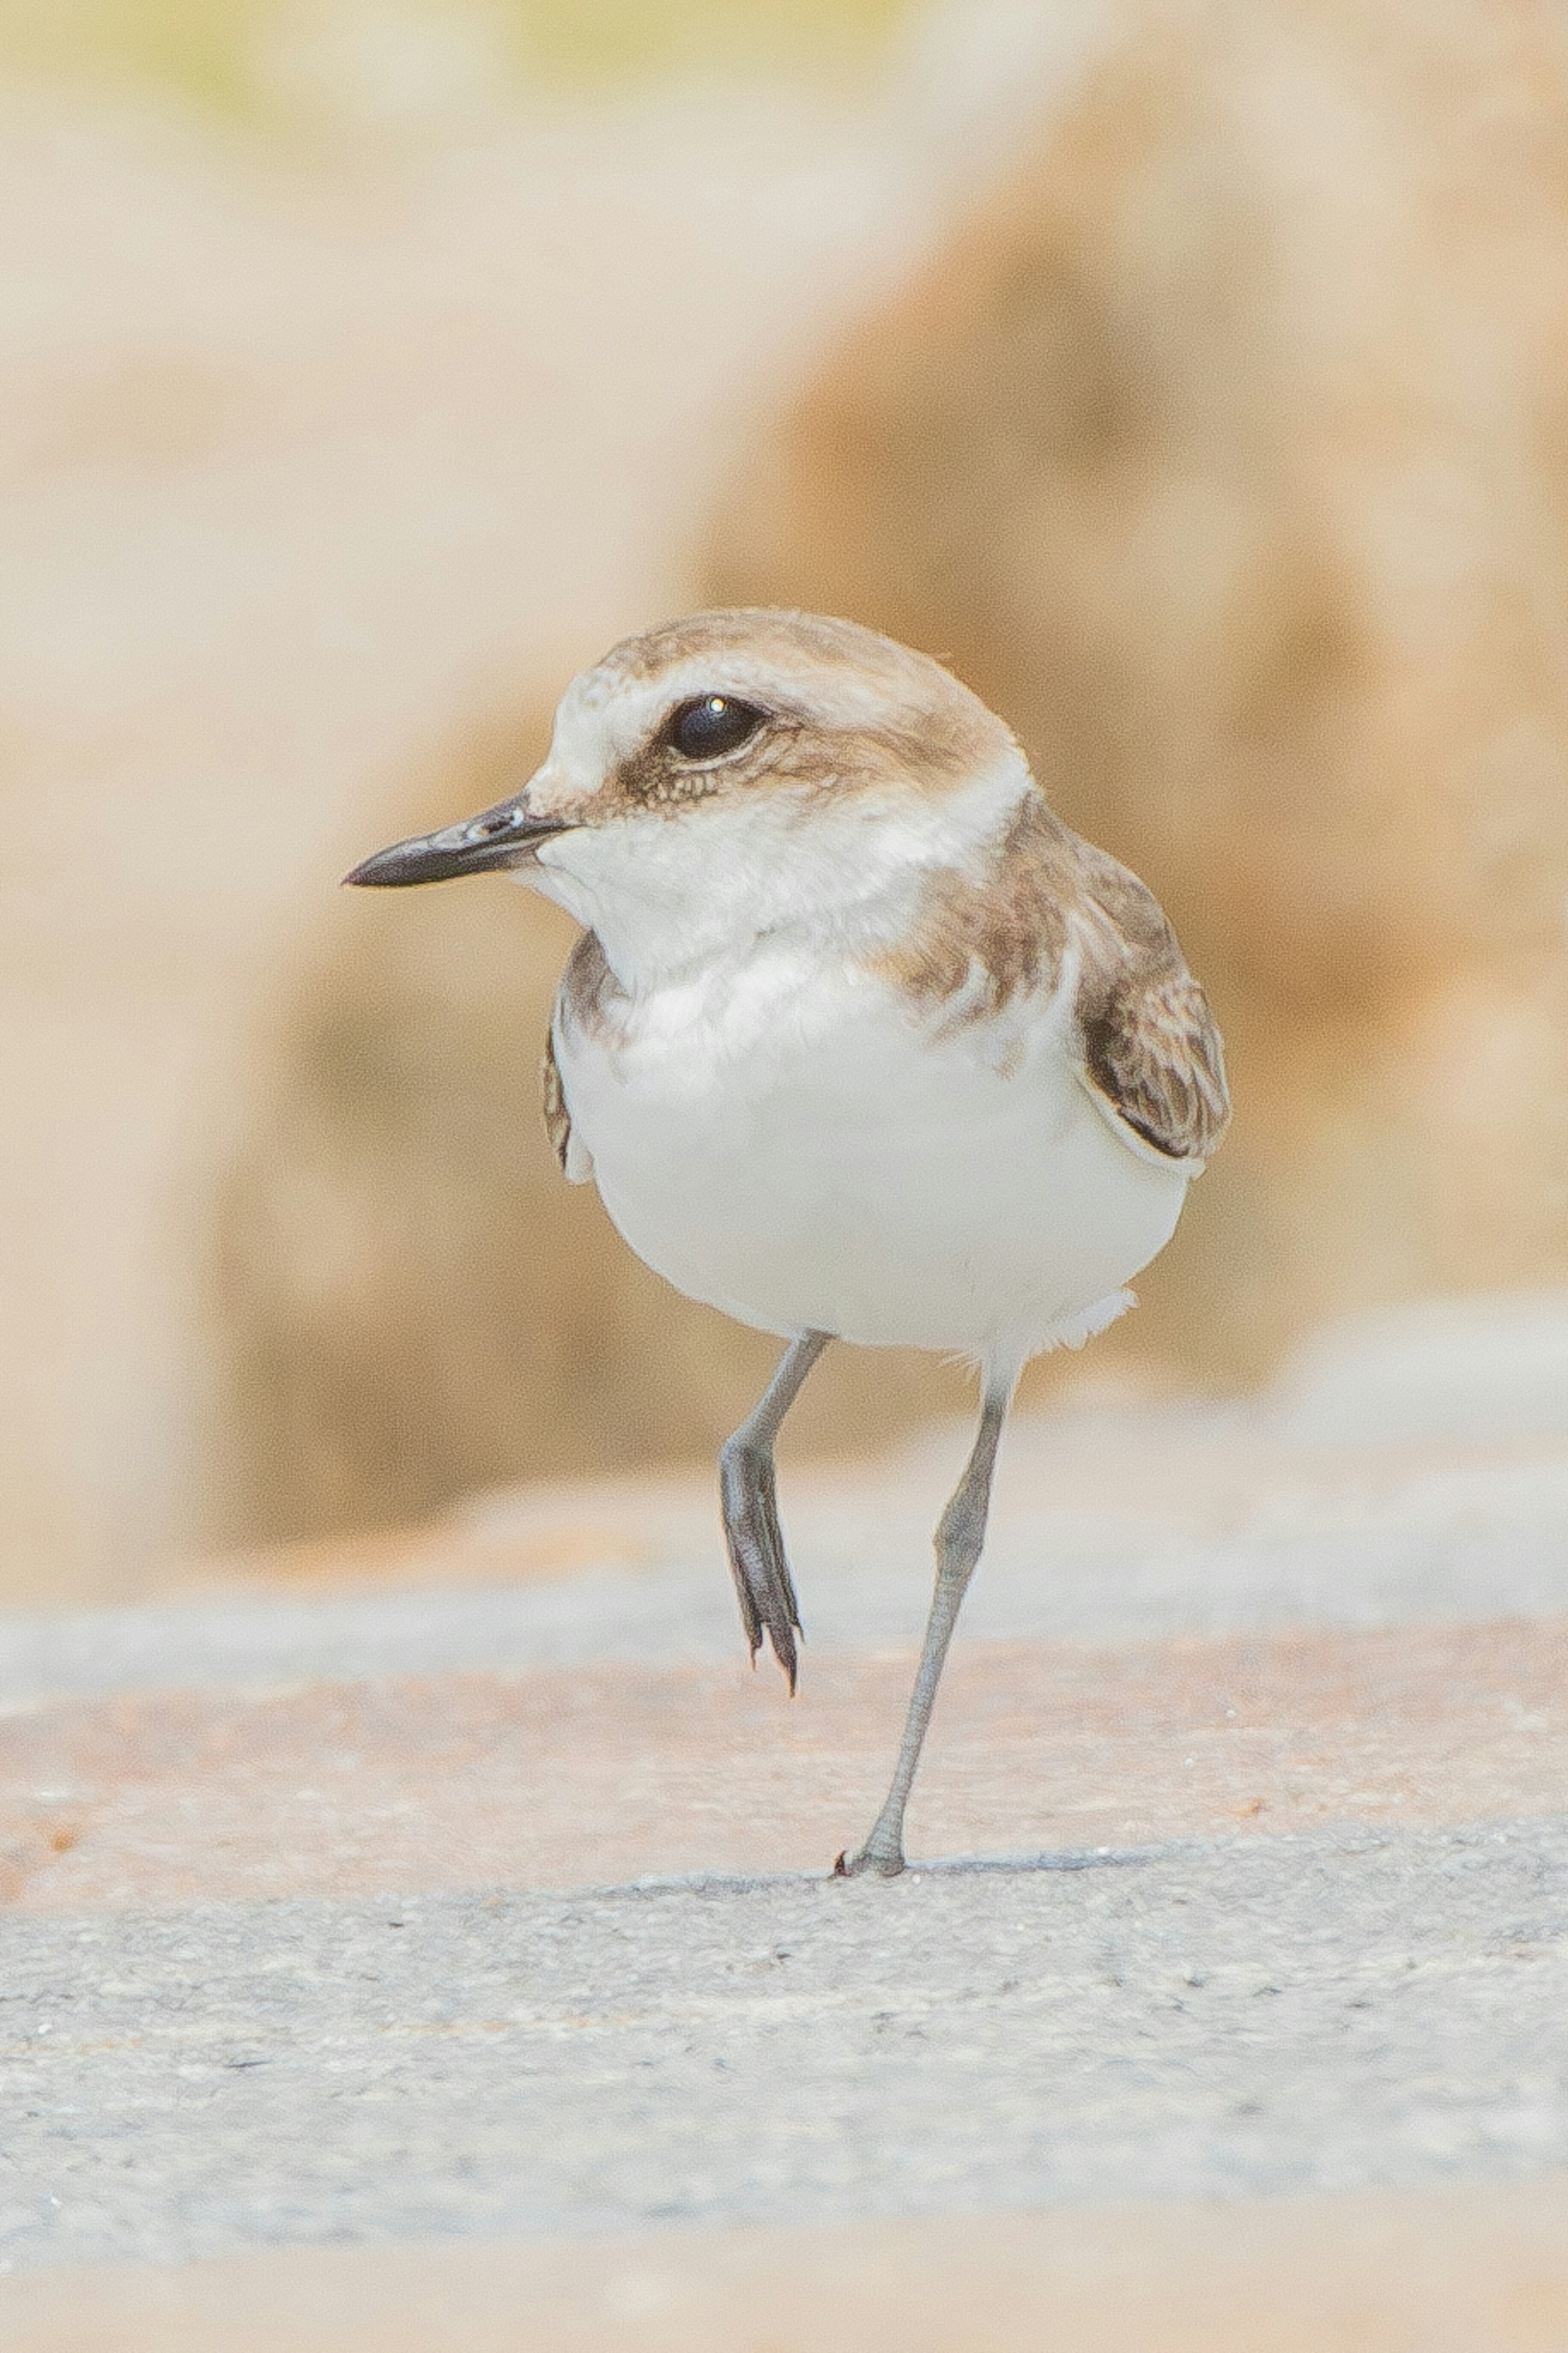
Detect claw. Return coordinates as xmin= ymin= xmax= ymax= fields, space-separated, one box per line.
xmin=833 ymin=1842 xmax=906 ymax=1880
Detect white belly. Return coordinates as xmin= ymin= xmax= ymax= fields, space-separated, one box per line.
xmin=555 ymin=948 xmax=1191 ymax=1364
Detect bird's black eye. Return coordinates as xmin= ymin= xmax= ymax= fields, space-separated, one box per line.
xmin=664 ymin=695 xmax=766 ymax=762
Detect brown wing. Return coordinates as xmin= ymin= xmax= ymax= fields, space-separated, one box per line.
xmin=1072 ymin=852 xmax=1230 ymax=1164
xmin=540 ymin=1030 xmax=572 ymax=1176
xmin=542 ymin=933 xmax=621 ymax=1184
xmin=858 ymin=789 xmax=1228 ymax=1160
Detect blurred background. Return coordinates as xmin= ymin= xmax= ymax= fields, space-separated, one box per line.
xmin=4 ymin=0 xmax=1568 ymax=1607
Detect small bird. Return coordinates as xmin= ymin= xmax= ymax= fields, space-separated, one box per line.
xmin=347 ymin=610 xmax=1229 ymax=1876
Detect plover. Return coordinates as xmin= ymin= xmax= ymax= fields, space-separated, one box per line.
xmin=347 ymin=610 xmax=1229 ymax=1876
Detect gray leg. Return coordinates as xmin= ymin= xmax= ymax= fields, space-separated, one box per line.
xmin=835 ymin=1366 xmax=1017 ymax=1879
xmin=719 ymin=1330 xmax=831 ymax=1692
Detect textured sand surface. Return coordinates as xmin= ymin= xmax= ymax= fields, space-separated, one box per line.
xmin=1 ymin=1620 xmax=1566 ymax=1911
xmin=6 ymin=1302 xmax=1568 ymax=2339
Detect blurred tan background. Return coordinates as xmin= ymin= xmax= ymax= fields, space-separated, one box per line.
xmin=4 ymin=0 xmax=1568 ymax=1606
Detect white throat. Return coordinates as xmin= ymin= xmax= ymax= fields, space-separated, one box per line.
xmin=525 ymin=752 xmax=1035 ymax=995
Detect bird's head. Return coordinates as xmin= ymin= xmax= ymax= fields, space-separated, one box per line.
xmin=345 ymin=609 xmax=1026 ymax=983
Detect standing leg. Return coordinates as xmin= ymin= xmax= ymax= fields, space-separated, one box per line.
xmin=719 ymin=1330 xmax=832 ymax=1693
xmin=835 ymin=1363 xmax=1018 ymax=1878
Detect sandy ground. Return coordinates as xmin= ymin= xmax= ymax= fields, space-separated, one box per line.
xmin=7 ymin=2179 xmax=1568 ymax=2353
xmin=3 ymin=1292 xmax=1568 ymax=2341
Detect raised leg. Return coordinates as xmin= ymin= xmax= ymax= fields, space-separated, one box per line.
xmin=719 ymin=1330 xmax=831 ymax=1692
xmin=835 ymin=1365 xmax=1018 ymax=1878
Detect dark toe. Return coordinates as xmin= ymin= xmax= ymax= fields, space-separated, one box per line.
xmin=720 ymin=1451 xmax=802 ymax=1690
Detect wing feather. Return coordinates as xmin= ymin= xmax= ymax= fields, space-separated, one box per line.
xmin=542 ymin=932 xmax=619 ymax=1184
xmin=539 ymin=1030 xmax=572 ymax=1174
xmin=859 ymin=787 xmax=1229 ymax=1164
xmin=1071 ymin=850 xmax=1229 ymax=1163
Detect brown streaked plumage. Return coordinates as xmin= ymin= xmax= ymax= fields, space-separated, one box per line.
xmin=581 ymin=608 xmax=1012 ymax=824
xmin=1078 ymin=938 xmax=1231 ymax=1163
xmin=556 ymin=928 xmax=624 ymax=1045
xmin=869 ymin=794 xmax=1071 ymax=1022
xmin=541 ymin=933 xmax=628 ymax=1176
xmin=606 ymin=706 xmax=1002 ymax=819
xmin=589 ymin=605 xmax=977 ymax=705
xmin=539 ymin=1034 xmax=571 ymax=1176
xmin=870 ymin=791 xmax=1229 ymax=1161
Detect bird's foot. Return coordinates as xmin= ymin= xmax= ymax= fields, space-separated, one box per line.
xmin=833 ymin=1836 xmax=906 ymax=1880
xmin=719 ymin=1438 xmax=801 ymax=1693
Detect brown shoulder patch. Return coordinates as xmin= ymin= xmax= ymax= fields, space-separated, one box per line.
xmin=1071 ymin=850 xmax=1230 ymax=1162
xmin=869 ymin=791 xmax=1073 ymax=1023
xmin=869 ymin=788 xmax=1229 ymax=1162
xmin=557 ymin=928 xmax=624 ymax=1038
xmin=543 ymin=932 xmax=626 ymax=1182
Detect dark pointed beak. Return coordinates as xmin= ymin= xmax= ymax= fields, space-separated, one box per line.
xmin=343 ymin=795 xmax=574 ymax=888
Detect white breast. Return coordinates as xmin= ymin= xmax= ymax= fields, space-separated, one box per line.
xmin=553 ymin=941 xmax=1192 ymax=1367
